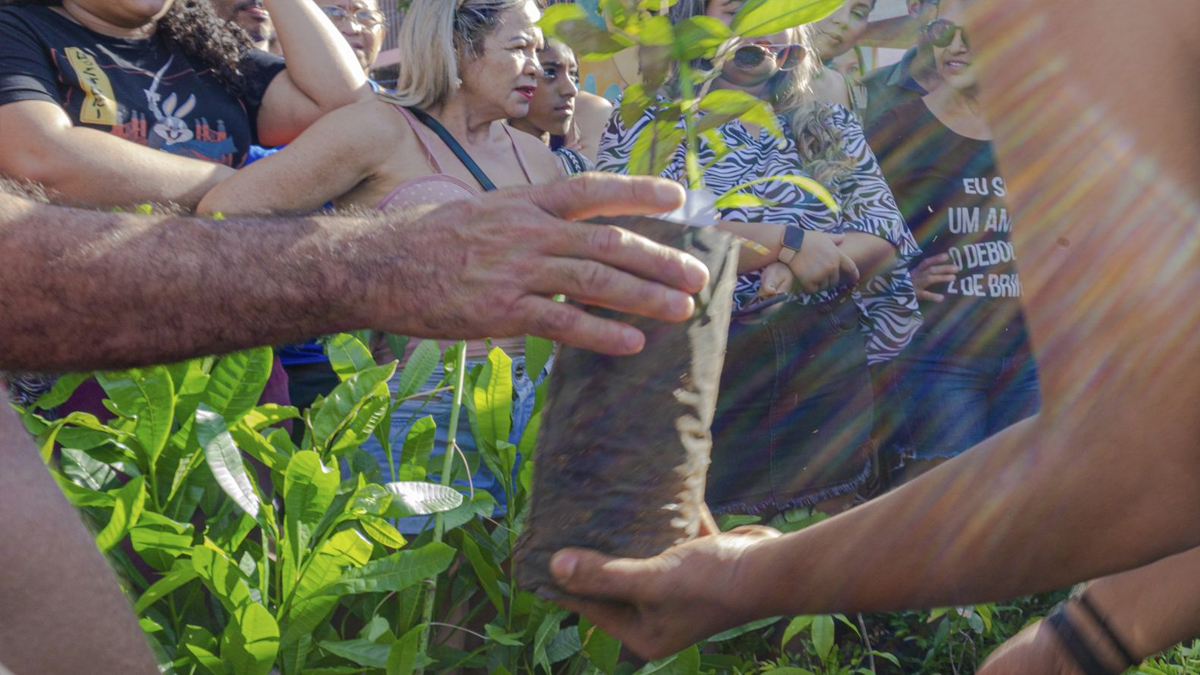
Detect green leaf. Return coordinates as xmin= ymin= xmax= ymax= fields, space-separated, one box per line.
xmin=202 ymin=347 xmax=274 ymax=424
xmin=759 ymin=669 xmax=815 ymax=675
xmin=193 ymin=545 xmax=255 ymax=613
xmin=134 ymin=559 xmax=199 ymax=614
xmin=638 ymin=14 xmax=674 ymax=45
xmin=229 ymin=418 xmax=290 ymax=472
xmin=384 ymin=334 xmax=410 ymax=367
xmin=547 ymin=627 xmax=583 ymax=664
xmin=283 ymin=451 xmax=340 ymax=571
xmin=95 ymin=475 xmax=147 ymax=552
xmin=619 ymin=84 xmax=653 ymax=128
xmin=345 ymin=482 xmax=393 ymax=517
xmin=781 ymin=615 xmax=814 ymax=649
xmin=629 ymin=117 xmax=684 ymax=177
xmin=130 ymin=514 xmax=195 ymax=571
xmin=472 ymin=347 xmax=513 ymax=451
xmin=437 ymin=491 xmax=496 ymax=532
xmin=672 ymin=16 xmax=731 ymax=60
xmin=532 ymin=609 xmax=566 ymax=674
xmin=394 ymin=339 xmax=441 ymax=400
xmin=222 ymin=602 xmax=280 ymax=675
xmin=382 ymin=481 xmax=464 ymax=518
xmin=51 ymin=469 xmax=116 ymax=508
xmin=34 ymin=371 xmax=90 ymax=410
xmin=386 ymin=625 xmax=424 ymax=675
xmin=397 ymin=416 xmax=436 ymax=482
xmin=311 ymin=363 xmax=396 ymax=453
xmin=185 ymin=644 xmax=225 ymax=675
xmin=811 ymin=614 xmax=835 ymax=662
xmin=716 ymin=174 xmax=839 ymax=213
xmin=96 ymin=366 xmax=175 ymax=470
xmin=360 ymin=517 xmax=406 ymax=549
xmin=461 ymin=535 xmax=504 ymax=613
xmin=537 ymin=1 xmax=587 ymax=36
xmin=196 ymin=404 xmax=260 ymax=519
xmin=730 ymin=0 xmax=843 ymax=38
xmin=714 ymin=192 xmax=773 ymax=209
xmin=579 ymin=619 xmax=620 ymax=675
xmin=325 ymin=542 xmax=455 ymax=595
xmin=697 ymin=89 xmax=783 ymax=139
xmin=486 ymin=623 xmax=525 ymax=647
xmin=524 ymin=336 xmax=554 ymax=383
xmin=554 ymin=18 xmax=633 ymax=60
xmin=707 ymin=616 xmax=781 ymax=641
xmin=61 ymin=447 xmax=121 ymax=491
xmin=325 ymin=333 xmax=376 ymax=381
xmin=281 ymin=529 xmax=373 ymax=646
xmin=318 ymin=638 xmax=391 ymax=668
xmin=639 ymin=645 xmax=699 ymax=675
xmin=242 ymin=404 xmax=300 ymax=431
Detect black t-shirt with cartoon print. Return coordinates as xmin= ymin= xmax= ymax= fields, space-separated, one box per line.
xmin=868 ymin=98 xmax=1031 ymax=359
xmin=0 ymin=4 xmax=286 ymax=167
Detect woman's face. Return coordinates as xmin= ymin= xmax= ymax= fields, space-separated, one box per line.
xmin=812 ymin=0 xmax=873 ymax=61
xmin=524 ymin=41 xmax=579 ymax=136
xmin=321 ymin=0 xmax=386 ymax=73
xmin=458 ymin=0 xmax=542 ymax=121
xmin=66 ymin=0 xmax=173 ymax=30
xmin=929 ymin=0 xmax=975 ymax=90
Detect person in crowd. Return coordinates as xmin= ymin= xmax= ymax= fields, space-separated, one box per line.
xmin=316 ymin=0 xmax=385 ymax=78
xmin=860 ymin=0 xmax=941 ymax=130
xmin=210 ymin=0 xmax=273 ymax=52
xmin=602 ymin=0 xmax=916 ymax=517
xmin=866 ymin=0 xmax=1038 ymax=484
xmin=544 ymin=0 xmax=1200 ymax=666
xmin=199 ymin=0 xmax=563 ymax=510
xmin=0 ymin=0 xmax=370 ymax=413
xmin=807 ymin=0 xmax=873 ymax=114
xmin=0 ymin=172 xmax=706 ymax=675
xmin=508 ymin=36 xmax=594 ymax=175
xmin=827 ymin=45 xmax=865 ymax=79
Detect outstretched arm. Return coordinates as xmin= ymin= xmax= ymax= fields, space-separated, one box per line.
xmin=0 ymin=173 xmax=706 ymax=372
xmin=0 ymin=402 xmax=160 ymax=675
xmin=547 ymin=0 xmax=1200 ymax=659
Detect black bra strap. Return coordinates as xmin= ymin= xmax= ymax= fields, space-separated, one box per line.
xmin=406 ymin=106 xmax=498 ymax=192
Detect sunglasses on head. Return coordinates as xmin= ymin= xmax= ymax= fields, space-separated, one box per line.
xmin=731 ymin=43 xmax=804 ymax=71
xmin=923 ymin=19 xmax=969 ymax=49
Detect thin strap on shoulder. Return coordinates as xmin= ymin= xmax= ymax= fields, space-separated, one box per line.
xmin=501 ymin=124 xmax=536 ymax=183
xmin=391 ymin=105 xmax=444 ymax=173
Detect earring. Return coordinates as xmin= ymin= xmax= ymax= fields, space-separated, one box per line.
xmin=454 ymin=77 xmax=463 ymax=88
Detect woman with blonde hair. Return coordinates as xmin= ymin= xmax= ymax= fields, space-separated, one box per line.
xmin=200 ymin=0 xmax=564 ymax=519
xmin=599 ymin=0 xmax=918 ymax=516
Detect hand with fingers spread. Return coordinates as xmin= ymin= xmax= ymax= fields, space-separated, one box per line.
xmin=548 ymin=524 xmax=782 ymax=661
xmin=784 ymin=231 xmax=860 ymax=295
xmin=358 ymin=173 xmax=710 ymax=355
xmin=910 ymin=253 xmax=960 ymax=303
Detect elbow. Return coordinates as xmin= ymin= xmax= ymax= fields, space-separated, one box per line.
xmin=0 ymin=149 xmax=72 ymax=195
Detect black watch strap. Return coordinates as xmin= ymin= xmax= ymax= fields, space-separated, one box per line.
xmin=1046 ymin=604 xmax=1120 ymax=675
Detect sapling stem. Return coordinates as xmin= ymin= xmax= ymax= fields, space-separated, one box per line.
xmin=415 ymin=341 xmax=468 ymax=675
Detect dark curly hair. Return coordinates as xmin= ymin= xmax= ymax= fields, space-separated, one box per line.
xmin=2 ymin=0 xmax=259 ymax=100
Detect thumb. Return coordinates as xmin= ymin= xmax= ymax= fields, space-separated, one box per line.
xmin=521 ymin=173 xmax=686 ymax=221
xmin=839 ymin=251 xmax=860 ymax=285
xmin=550 ymin=548 xmax=649 ymax=601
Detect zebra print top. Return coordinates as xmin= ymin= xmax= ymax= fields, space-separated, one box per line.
xmin=597 ymin=100 xmax=922 ymax=364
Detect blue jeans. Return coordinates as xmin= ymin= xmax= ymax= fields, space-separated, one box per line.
xmin=360 ymin=355 xmax=549 ymax=530
xmin=896 ymin=349 xmax=1040 ymax=462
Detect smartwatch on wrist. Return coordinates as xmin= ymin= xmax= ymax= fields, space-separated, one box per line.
xmin=778 ymin=227 xmax=806 ymax=264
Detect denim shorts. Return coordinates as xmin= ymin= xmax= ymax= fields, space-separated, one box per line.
xmin=708 ymin=295 xmax=875 ymax=516
xmin=894 ymin=347 xmax=1040 ymax=463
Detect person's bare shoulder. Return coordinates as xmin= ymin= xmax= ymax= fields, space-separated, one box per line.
xmin=809 ymin=66 xmax=852 ymax=109
xmin=573 ymin=92 xmax=615 ymax=162
xmin=510 ymin=129 xmax=565 ymax=182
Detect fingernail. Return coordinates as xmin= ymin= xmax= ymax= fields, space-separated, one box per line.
xmin=684 ymin=258 xmax=709 ymax=291
xmin=621 ymin=326 xmax=645 ymax=353
xmin=654 ymin=181 xmax=685 ymax=206
xmin=551 ymin=552 xmax=577 ymax=581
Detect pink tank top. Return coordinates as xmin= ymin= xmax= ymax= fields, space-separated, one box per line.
xmin=374 ymin=105 xmax=534 ymax=362
xmin=374 ymin=105 xmax=535 ymax=211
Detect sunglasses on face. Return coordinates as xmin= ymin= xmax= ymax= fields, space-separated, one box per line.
xmin=923 ymin=19 xmax=969 ymax=49
xmin=319 ymin=5 xmax=385 ymax=28
xmin=731 ymin=43 xmax=804 ymax=71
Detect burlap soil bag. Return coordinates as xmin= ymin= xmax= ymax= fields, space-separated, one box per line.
xmin=514 ymin=215 xmax=739 ymax=596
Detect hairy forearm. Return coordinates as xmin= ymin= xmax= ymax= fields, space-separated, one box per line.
xmin=0 ymin=405 xmax=159 ymax=675
xmin=1084 ymin=546 xmax=1200 ymax=661
xmin=0 ymin=193 xmax=397 ymax=371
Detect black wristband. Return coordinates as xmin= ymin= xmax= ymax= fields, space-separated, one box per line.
xmin=1076 ymin=593 xmax=1138 ymax=669
xmin=1045 ymin=604 xmax=1119 ymax=675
